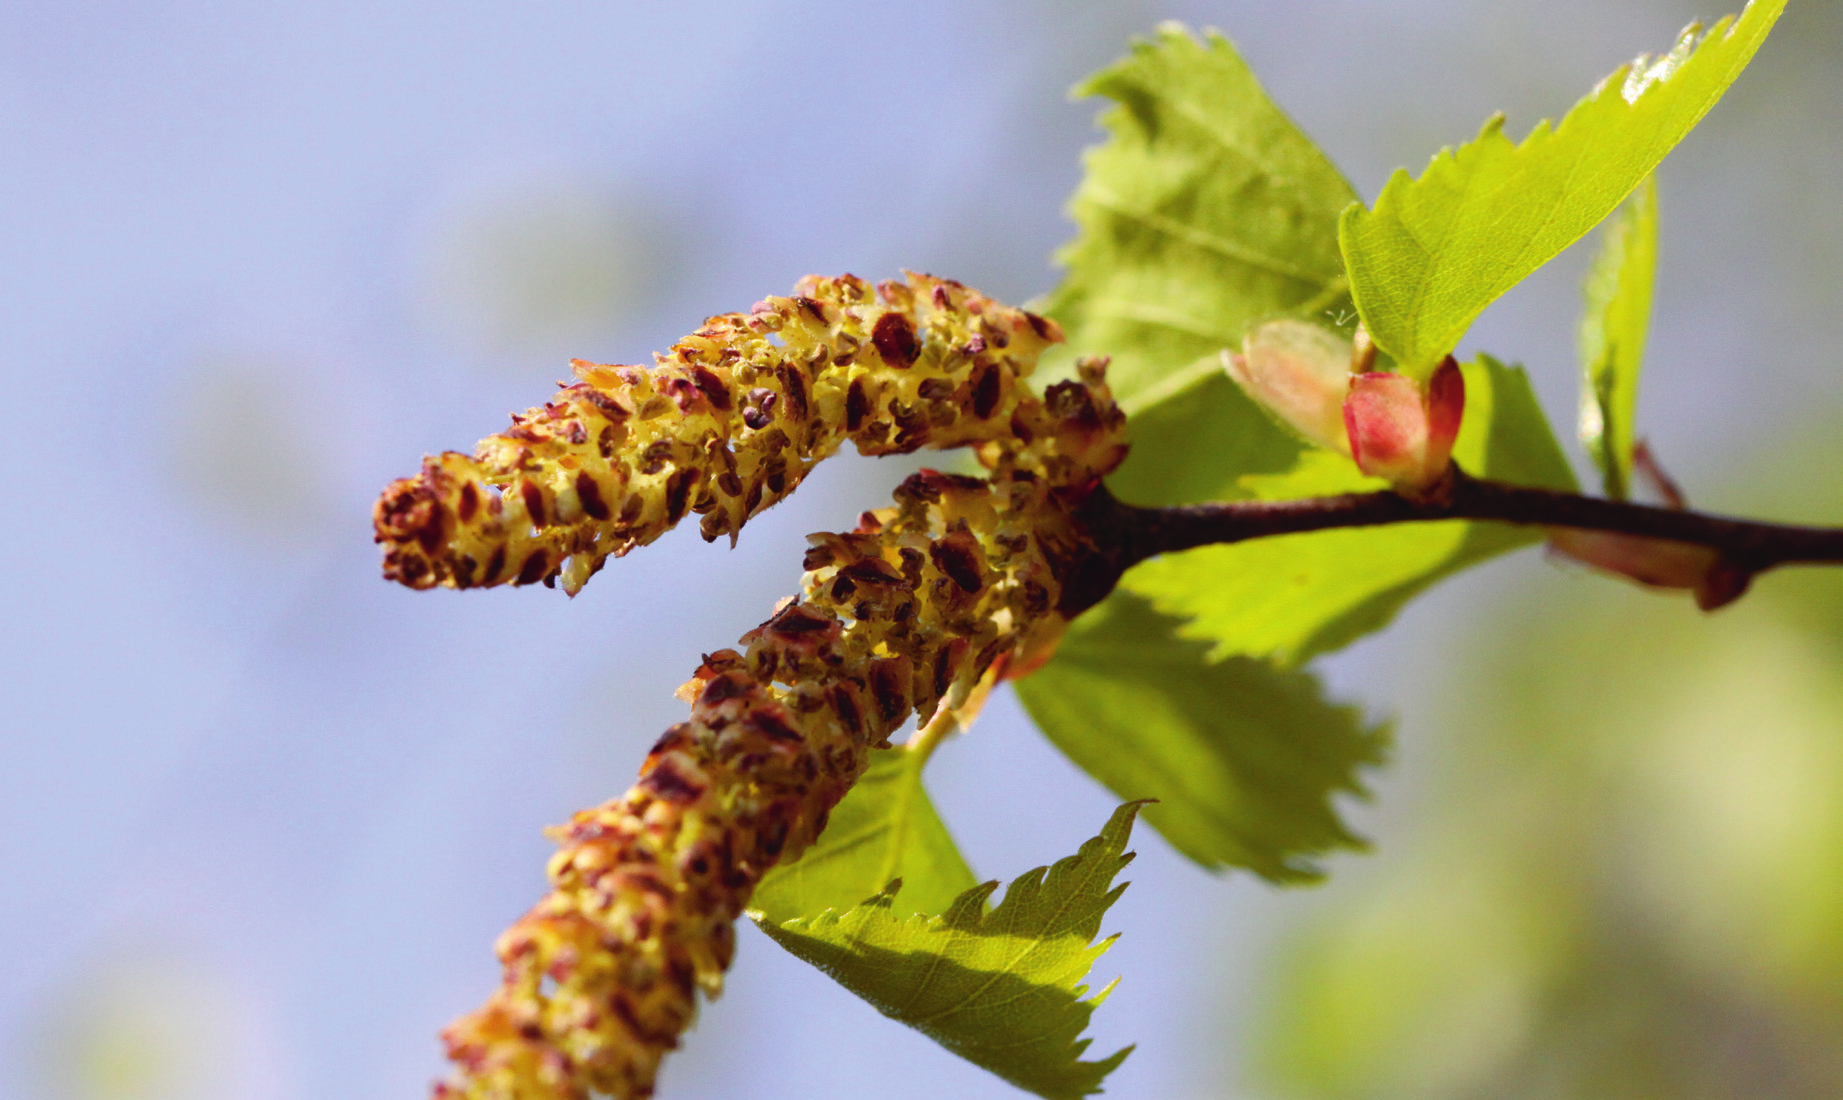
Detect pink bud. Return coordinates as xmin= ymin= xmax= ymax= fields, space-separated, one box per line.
xmin=1343 ymin=356 xmax=1465 ymax=495
xmin=1222 ymin=321 xmax=1355 ymax=455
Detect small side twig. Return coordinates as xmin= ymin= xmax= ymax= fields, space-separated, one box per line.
xmin=1632 ymin=440 xmax=1689 ymax=510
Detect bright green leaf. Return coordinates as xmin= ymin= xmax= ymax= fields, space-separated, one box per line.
xmin=1016 ymin=593 xmax=1387 ymax=882
xmin=1339 ymin=0 xmax=1782 ymax=378
xmin=754 ymin=803 xmax=1145 ymax=1100
xmin=1579 ymin=176 xmax=1660 ymax=500
xmin=751 ymin=747 xmax=978 ymax=924
xmin=1122 ymin=356 xmax=1578 ymax=666
xmin=1043 ymin=22 xmax=1357 ymax=502
xmin=1106 ymin=372 xmax=1302 ymax=508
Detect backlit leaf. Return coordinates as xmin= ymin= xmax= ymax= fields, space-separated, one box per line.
xmin=1044 ymin=22 xmax=1356 ymax=504
xmin=1579 ymin=176 xmax=1660 ymax=500
xmin=1339 ymin=1 xmax=1781 ymax=377
xmin=1016 ymin=593 xmax=1387 ymax=882
xmin=751 ymin=747 xmax=977 ymax=924
xmin=754 ymin=803 xmax=1145 ymax=1100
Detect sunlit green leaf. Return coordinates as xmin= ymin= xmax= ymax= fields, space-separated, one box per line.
xmin=1579 ymin=176 xmax=1659 ymax=500
xmin=1122 ymin=357 xmax=1577 ymax=666
xmin=1044 ymin=22 xmax=1356 ymax=503
xmin=1017 ymin=593 xmax=1387 ymax=882
xmin=754 ymin=804 xmax=1145 ymax=1100
xmin=1340 ymin=1 xmax=1782 ymax=378
xmin=1107 ymin=372 xmax=1303 ymax=508
xmin=751 ymin=747 xmax=977 ymax=924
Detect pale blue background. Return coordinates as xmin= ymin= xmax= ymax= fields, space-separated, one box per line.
xmin=2 ymin=3 xmax=1837 ymax=1099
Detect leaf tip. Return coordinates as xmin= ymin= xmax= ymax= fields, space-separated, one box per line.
xmin=1089 ymin=974 xmax=1124 ymax=1007
xmin=1150 ymin=19 xmax=1196 ymax=43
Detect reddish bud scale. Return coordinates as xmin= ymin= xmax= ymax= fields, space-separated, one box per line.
xmin=1545 ymin=527 xmax=1751 ymax=610
xmin=375 ymin=273 xmax=1063 ymax=595
xmin=1343 ymin=356 xmax=1466 ymax=496
xmin=417 ymin=279 xmax=1128 ymax=1100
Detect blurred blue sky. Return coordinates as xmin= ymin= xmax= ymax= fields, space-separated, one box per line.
xmin=2 ymin=2 xmax=1837 ymax=1099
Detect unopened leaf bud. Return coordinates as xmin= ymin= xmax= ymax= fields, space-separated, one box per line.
xmin=1343 ymin=356 xmax=1465 ymax=496
xmin=1546 ymin=528 xmax=1752 ymax=610
xmin=1222 ymin=320 xmax=1355 ymax=455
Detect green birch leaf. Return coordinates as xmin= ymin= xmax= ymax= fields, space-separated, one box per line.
xmin=1105 ymin=372 xmax=1302 ymax=507
xmin=1122 ymin=356 xmax=1577 ymax=667
xmin=1579 ymin=176 xmax=1660 ymax=500
xmin=754 ymin=803 xmax=1145 ymax=1100
xmin=1043 ymin=22 xmax=1356 ymax=500
xmin=1339 ymin=0 xmax=1782 ymax=378
xmin=751 ymin=747 xmax=977 ymax=924
xmin=1016 ymin=593 xmax=1387 ymax=882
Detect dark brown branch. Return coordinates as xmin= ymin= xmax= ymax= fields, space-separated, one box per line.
xmin=1059 ymin=465 xmax=1843 ymax=616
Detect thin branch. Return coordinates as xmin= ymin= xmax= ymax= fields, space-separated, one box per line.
xmin=1060 ymin=465 xmax=1843 ymax=616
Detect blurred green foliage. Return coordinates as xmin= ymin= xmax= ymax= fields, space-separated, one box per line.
xmin=1253 ymin=464 xmax=1843 ymax=1098
xmin=1578 ymin=178 xmax=1659 ymax=501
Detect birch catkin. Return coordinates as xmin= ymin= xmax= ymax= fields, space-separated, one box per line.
xmin=379 ymin=275 xmax=1128 ymax=1100
xmin=375 ymin=272 xmax=1065 ymax=595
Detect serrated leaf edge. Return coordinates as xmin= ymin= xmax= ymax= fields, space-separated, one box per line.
xmin=749 ymin=802 xmax=1150 ymax=1099
xmin=1341 ymin=0 xmax=1782 ymax=374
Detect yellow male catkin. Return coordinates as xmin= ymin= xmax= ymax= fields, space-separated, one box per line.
xmin=375 ymin=273 xmax=1063 ymax=595
xmin=379 ymin=275 xmax=1128 ymax=1100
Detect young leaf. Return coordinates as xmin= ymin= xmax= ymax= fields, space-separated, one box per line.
xmin=1105 ymin=372 xmax=1302 ymax=508
xmin=1044 ymin=21 xmax=1357 ymax=508
xmin=751 ymin=747 xmax=978 ymax=924
xmin=753 ymin=803 xmax=1145 ymax=1100
xmin=1339 ymin=0 xmax=1782 ymax=378
xmin=1122 ymin=357 xmax=1577 ymax=666
xmin=1015 ymin=593 xmax=1387 ymax=883
xmin=1579 ymin=176 xmax=1659 ymax=500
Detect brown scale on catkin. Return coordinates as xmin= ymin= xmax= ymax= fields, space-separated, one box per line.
xmin=396 ymin=277 xmax=1128 ymax=1100
xmin=375 ymin=272 xmax=1063 ymax=595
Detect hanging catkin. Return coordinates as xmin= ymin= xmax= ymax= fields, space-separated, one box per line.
xmin=377 ymin=274 xmax=1128 ymax=1099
